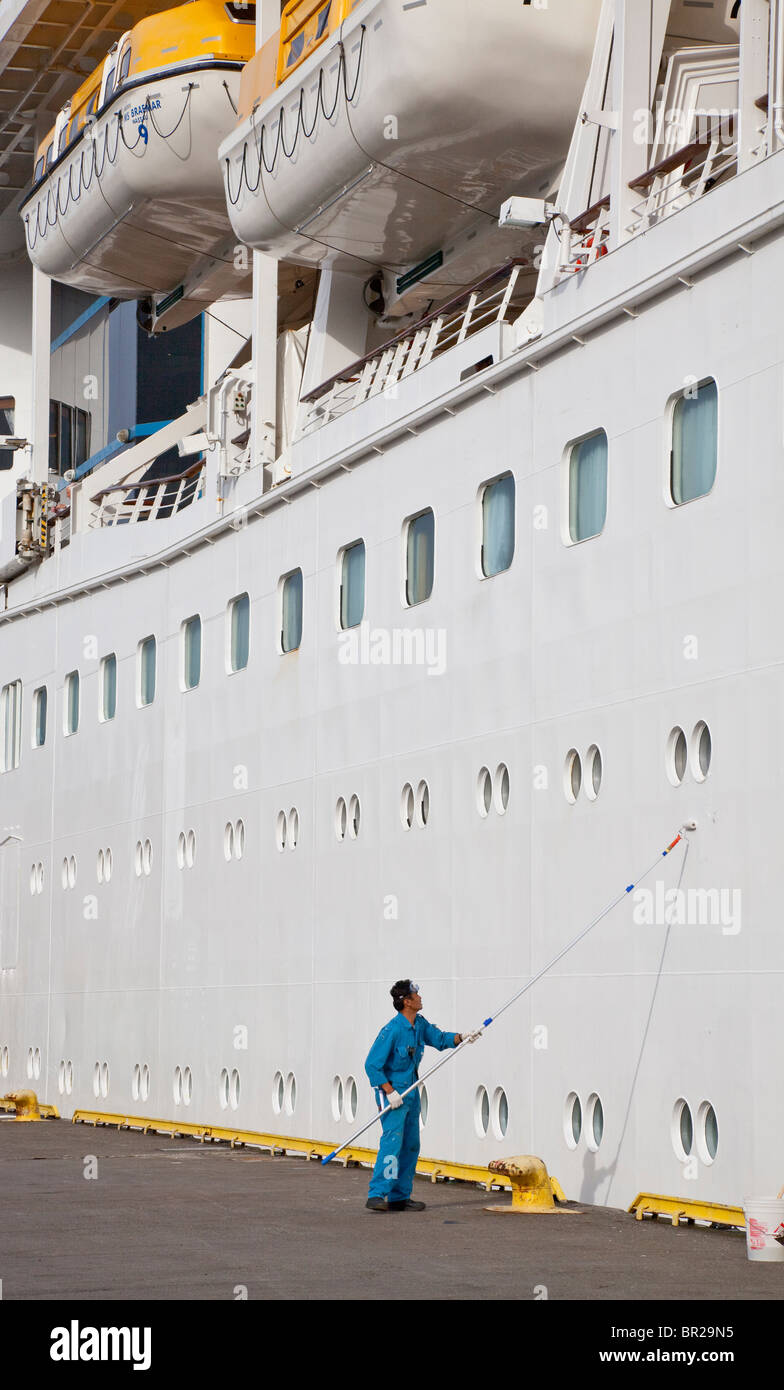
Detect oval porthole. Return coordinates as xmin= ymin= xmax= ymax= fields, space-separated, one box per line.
xmin=564 ymin=1091 xmax=582 ymax=1149
xmin=58 ymin=1060 xmax=66 ymax=1095
xmin=585 ymin=745 xmax=602 ymax=800
xmin=495 ymin=763 xmax=510 ymax=814
xmin=61 ymin=858 xmax=68 ymax=890
xmin=142 ymin=842 xmax=151 ymax=876
xmin=284 ymin=1071 xmax=297 ymax=1115
xmin=417 ymin=780 xmax=430 ymax=827
xmin=219 ymin=1067 xmax=230 ymax=1110
xmin=586 ymin=1093 xmax=604 ymax=1151
xmin=348 ymin=795 xmax=360 ymax=840
xmin=672 ymin=1097 xmax=693 ymax=1159
xmin=182 ymin=1066 xmax=192 ymax=1105
xmin=332 ymin=1075 xmax=344 ymax=1121
xmin=140 ymin=1064 xmax=149 ymax=1101
xmin=100 ymin=1061 xmax=109 ymax=1098
xmin=276 ymin=811 xmax=287 ymax=852
xmin=565 ymin=750 xmax=582 ymax=803
xmin=289 ymin=809 xmax=299 ymax=850
xmin=173 ymin=1066 xmax=183 ymax=1105
xmin=68 ymin=855 xmax=77 ymax=888
xmin=93 ymin=1062 xmax=101 ymax=1098
xmin=401 ymin=784 xmax=414 ymax=830
xmin=66 ymin=1060 xmax=73 ymax=1095
xmin=29 ymin=864 xmax=36 ymax=896
xmin=33 ymin=1047 xmax=41 ymax=1080
xmin=492 ymin=1086 xmax=509 ymax=1140
xmin=346 ymin=1076 xmax=358 ymax=1121
xmin=474 ymin=1085 xmax=490 ymax=1138
xmin=0 ymin=1045 xmax=8 ymax=1076
xmin=667 ymin=727 xmax=688 ymax=786
xmin=186 ymin=830 xmax=196 ymax=867
xmin=135 ymin=841 xmax=143 ymax=877
xmin=692 ymin=721 xmax=712 ymax=781
xmin=272 ymin=1070 xmax=284 ymax=1114
xmin=97 ymin=850 xmax=104 ymax=884
xmin=230 ymin=1068 xmax=240 ymax=1110
xmin=420 ymin=1085 xmax=429 ymax=1127
xmin=335 ymin=797 xmax=347 ymax=841
xmin=697 ymin=1101 xmax=719 ymax=1163
xmin=477 ymin=767 xmax=492 ymax=817
xmin=37 ymin=863 xmax=44 ymax=894
xmin=105 ymin=848 xmax=113 ymax=881
xmin=224 ymin=823 xmax=234 ymax=861
xmin=132 ymin=1063 xmax=141 ymax=1101
xmin=235 ymin=820 xmax=245 ymax=859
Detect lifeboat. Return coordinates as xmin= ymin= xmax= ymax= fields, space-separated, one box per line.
xmin=20 ymin=0 xmax=257 ymax=330
xmin=220 ymin=0 xmax=603 ymax=310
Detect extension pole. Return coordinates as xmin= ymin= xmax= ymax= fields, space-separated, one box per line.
xmin=321 ymin=827 xmax=689 ymax=1165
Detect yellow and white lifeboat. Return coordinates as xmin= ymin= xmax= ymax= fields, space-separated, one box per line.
xmin=21 ymin=0 xmax=256 ymax=329
xmin=220 ymin=0 xmax=602 ymax=302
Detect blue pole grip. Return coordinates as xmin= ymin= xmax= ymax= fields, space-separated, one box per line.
xmin=321 ymin=1151 xmax=337 ymax=1165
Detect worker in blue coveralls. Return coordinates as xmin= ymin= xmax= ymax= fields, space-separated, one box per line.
xmin=364 ymin=979 xmax=480 ymax=1212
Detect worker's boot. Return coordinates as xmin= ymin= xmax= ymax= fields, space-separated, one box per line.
xmin=388 ymin=1199 xmax=426 ymax=1212
xmin=365 ymin=1197 xmax=388 ymax=1212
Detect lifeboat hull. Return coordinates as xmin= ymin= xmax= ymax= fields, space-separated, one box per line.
xmin=220 ymin=0 xmax=603 ymax=272
xmin=22 ymin=65 xmax=251 ymax=305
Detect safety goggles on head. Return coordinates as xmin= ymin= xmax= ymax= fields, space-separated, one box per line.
xmin=407 ymin=981 xmax=420 ymax=996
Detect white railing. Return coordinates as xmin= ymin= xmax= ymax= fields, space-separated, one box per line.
xmin=298 ymin=261 xmax=526 ymax=436
xmin=627 ymin=132 xmax=739 ymax=235
xmin=89 ymin=461 xmax=205 ymax=528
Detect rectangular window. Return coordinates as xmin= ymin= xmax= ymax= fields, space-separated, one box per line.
xmin=1 ymin=680 xmax=22 ymax=772
xmin=48 ymin=401 xmax=91 ymax=476
xmin=32 ymin=686 xmax=47 ymax=747
xmin=118 ymin=47 xmax=132 ymax=84
xmin=406 ymin=509 xmax=435 ymax=606
xmin=281 ymin=570 xmax=303 ymax=652
xmin=64 ymin=671 xmax=79 ymax=736
xmin=100 ymin=654 xmax=117 ymax=721
xmin=671 ymin=379 xmax=718 ymax=505
xmin=229 ymin=594 xmax=250 ymax=672
xmin=45 ymin=142 xmax=53 ymax=170
xmin=481 ymin=474 xmax=515 ymax=577
xmin=34 ymin=156 xmax=44 ymax=183
xmin=569 ymin=430 xmax=608 ymax=543
xmin=138 ymin=636 xmax=156 ymax=707
xmin=0 ymin=396 xmax=15 ymax=472
xmin=340 ymin=540 xmax=365 ymax=630
xmin=182 ymin=616 xmax=202 ymax=690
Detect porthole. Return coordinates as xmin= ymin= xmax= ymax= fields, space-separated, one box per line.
xmin=348 ymin=795 xmax=360 ymax=840
xmin=272 ymin=1070 xmax=284 ymax=1114
xmin=667 ymin=727 xmax=688 ymax=786
xmin=97 ymin=849 xmax=104 ymax=884
xmin=495 ymin=763 xmax=510 ymax=814
xmin=335 ymin=798 xmax=347 ymax=841
xmin=331 ymin=1075 xmax=344 ymax=1121
xmin=585 ymin=745 xmax=602 ymax=800
xmin=36 ymin=863 xmax=44 ymax=894
xmin=230 ymin=1068 xmax=240 ymax=1110
xmin=136 ymin=841 xmax=143 ymax=878
xmin=58 ymin=1060 xmax=66 ymax=1094
xmin=492 ymin=1086 xmax=509 ymax=1140
xmin=564 ymin=1091 xmax=582 ymax=1148
xmin=68 ymin=855 xmax=77 ymax=888
xmin=289 ymin=809 xmax=299 ymax=850
xmin=173 ymin=1065 xmax=183 ymax=1105
xmin=474 ymin=1085 xmax=490 ymax=1138
xmin=420 ymin=1085 xmax=429 ymax=1127
xmin=182 ymin=1066 xmax=192 ymax=1106
xmin=477 ymin=767 xmax=492 ymax=817
xmin=219 ymin=1067 xmax=230 ymax=1110
xmin=416 ymin=780 xmax=430 ymax=827
xmin=186 ymin=830 xmax=196 ymax=868
xmin=565 ymin=750 xmax=582 ymax=803
xmin=697 ymin=1101 xmax=719 ymax=1163
xmin=100 ymin=1061 xmax=109 ymax=1098
xmin=176 ymin=832 xmax=186 ymax=870
xmin=140 ymin=1064 xmax=149 ymax=1101
xmin=142 ymin=841 xmax=151 ymax=876
xmin=33 ymin=1047 xmax=41 ymax=1080
xmin=132 ymin=1063 xmax=141 ymax=1101
xmin=93 ymin=1062 xmax=100 ymax=1098
xmin=235 ymin=820 xmax=245 ymax=859
xmin=61 ymin=858 xmax=68 ymax=890
xmin=29 ymin=865 xmax=37 ymax=896
xmin=284 ymin=1071 xmax=297 ymax=1115
xmin=401 ymin=784 xmax=415 ymax=830
xmin=224 ymin=822 xmax=234 ymax=862
xmin=276 ymin=811 xmax=287 ymax=852
xmin=104 ymin=849 xmax=113 ymax=881
xmin=65 ymin=1060 xmax=73 ymax=1095
xmin=586 ymin=1093 xmax=604 ymax=1151
xmin=692 ymin=721 xmax=712 ymax=781
xmin=345 ymin=1075 xmax=358 ymax=1121
xmin=672 ymin=1097 xmax=693 ymax=1159
xmin=0 ymin=1045 xmax=8 ymax=1076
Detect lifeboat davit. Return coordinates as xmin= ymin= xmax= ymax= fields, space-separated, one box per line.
xmin=20 ymin=0 xmax=257 ymax=330
xmin=220 ymin=0 xmax=602 ymax=305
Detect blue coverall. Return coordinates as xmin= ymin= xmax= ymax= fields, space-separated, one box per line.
xmin=365 ymin=1013 xmax=458 ymax=1202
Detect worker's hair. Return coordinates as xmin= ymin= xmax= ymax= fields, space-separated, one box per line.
xmin=390 ymin=979 xmax=414 ymax=1012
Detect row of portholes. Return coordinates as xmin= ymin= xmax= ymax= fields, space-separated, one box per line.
xmin=477 ymin=764 xmax=510 ymax=817
xmin=133 ymin=841 xmax=152 ymax=877
xmin=673 ymin=1097 xmax=719 ymax=1163
xmin=26 ymin=1046 xmax=42 ymax=1080
xmin=92 ymin=1061 xmax=110 ymax=1099
xmin=272 ymin=1070 xmax=297 ymax=1115
xmin=401 ymin=781 xmax=429 ymax=830
xmin=224 ymin=820 xmax=246 ymax=861
xmin=565 ymin=747 xmax=603 ymax=803
xmin=335 ymin=797 xmax=361 ymax=841
xmin=29 ymin=861 xmax=45 ymax=894
xmin=668 ymin=722 xmax=712 ymax=786
xmin=332 ymin=1074 xmax=359 ymax=1122
xmin=565 ymin=1092 xmax=605 ymax=1151
xmin=474 ymin=1085 xmax=509 ymax=1139
xmin=177 ymin=830 xmax=197 ymax=869
xmin=276 ymin=809 xmax=300 ymax=852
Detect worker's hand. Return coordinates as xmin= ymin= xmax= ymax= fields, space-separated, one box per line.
xmin=462 ymin=1029 xmax=483 ymax=1044
xmin=385 ymin=1090 xmax=403 ymax=1109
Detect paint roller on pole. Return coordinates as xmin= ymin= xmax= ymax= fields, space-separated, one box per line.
xmin=321 ymin=825 xmax=694 ymax=1166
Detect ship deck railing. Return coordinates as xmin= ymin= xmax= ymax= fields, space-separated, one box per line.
xmin=89 ymin=459 xmax=206 ymax=528
xmin=297 ymin=259 xmax=528 ymax=437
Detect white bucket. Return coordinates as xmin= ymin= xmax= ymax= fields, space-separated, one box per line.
xmin=742 ymin=1198 xmax=784 ymax=1262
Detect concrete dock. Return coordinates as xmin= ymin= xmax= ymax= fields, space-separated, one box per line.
xmin=1 ymin=1118 xmax=780 ymax=1301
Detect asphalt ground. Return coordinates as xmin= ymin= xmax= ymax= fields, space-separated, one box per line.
xmin=1 ymin=1117 xmax=782 ymax=1303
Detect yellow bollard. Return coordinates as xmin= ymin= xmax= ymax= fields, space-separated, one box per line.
xmin=485 ymin=1155 xmax=581 ymax=1214
xmin=4 ymin=1090 xmax=43 ymax=1121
